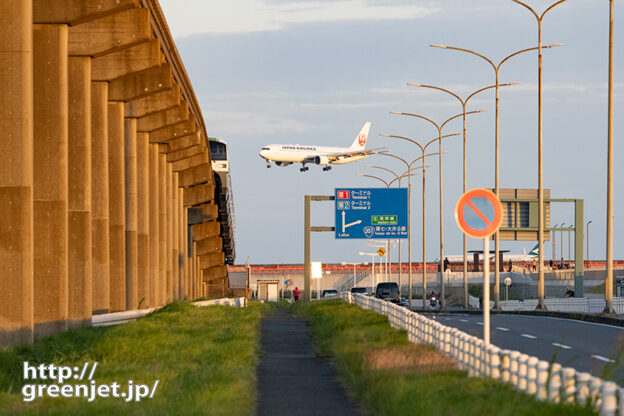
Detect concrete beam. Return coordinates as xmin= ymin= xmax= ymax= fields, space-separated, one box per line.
xmin=68 ymin=56 xmax=92 ymax=329
xmin=34 ymin=0 xmax=139 ymax=26
xmin=198 ymin=252 xmax=225 ymax=270
xmin=33 ymin=24 xmax=69 ymax=339
xmin=108 ymin=63 xmax=173 ymax=102
xmin=195 ymin=237 xmax=222 ymax=256
xmin=166 ymin=144 xmax=204 ymax=163
xmin=137 ymin=102 xmax=189 ymax=132
xmin=158 ymin=154 xmax=167 ymax=305
xmin=67 ymin=8 xmax=150 ymax=57
xmin=166 ymin=131 xmax=201 ymax=154
xmin=124 ymin=87 xmax=181 ymax=118
xmin=201 ymin=265 xmax=227 ymax=281
xmin=91 ymin=40 xmax=161 ymax=81
xmin=0 ymin=0 xmax=34 ymax=345
xmin=170 ymin=151 xmax=210 ymax=172
xmin=195 ymin=203 xmax=219 ymax=222
xmin=166 ymin=164 xmax=173 ymax=301
xmin=178 ymin=164 xmax=213 ymax=188
xmin=191 ymin=221 xmax=220 ymax=241
xmin=91 ymin=82 xmax=110 ymax=315
xmin=149 ymin=119 xmax=197 ymax=143
xmin=183 ymin=183 xmax=214 ymax=207
xmin=108 ymin=102 xmax=126 ymax=312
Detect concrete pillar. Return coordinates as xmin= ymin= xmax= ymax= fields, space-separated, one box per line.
xmin=124 ymin=118 xmax=138 ymax=310
xmin=180 ymin=189 xmax=187 ymax=300
xmin=108 ymin=102 xmax=125 ymax=312
xmin=0 ymin=0 xmax=34 ymax=345
xmin=166 ymin=164 xmax=173 ymax=301
xmin=91 ymin=82 xmax=110 ymax=314
xmin=148 ymin=144 xmax=160 ymax=307
xmin=67 ymin=56 xmax=92 ymax=328
xmin=158 ymin=154 xmax=167 ymax=305
xmin=136 ymin=132 xmax=150 ymax=307
xmin=33 ymin=24 xmax=68 ymax=338
xmin=172 ymin=173 xmax=179 ymax=301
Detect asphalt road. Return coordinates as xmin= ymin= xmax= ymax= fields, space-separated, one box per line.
xmin=424 ymin=313 xmax=624 ymax=384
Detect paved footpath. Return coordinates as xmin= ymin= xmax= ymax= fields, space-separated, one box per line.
xmin=256 ymin=308 xmax=360 ymax=416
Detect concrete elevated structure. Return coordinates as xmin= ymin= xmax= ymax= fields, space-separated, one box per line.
xmin=1 ymin=0 xmax=233 ymax=346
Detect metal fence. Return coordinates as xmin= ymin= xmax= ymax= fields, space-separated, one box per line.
xmin=488 ymin=297 xmax=624 ymax=314
xmin=339 ymin=292 xmax=624 ymax=416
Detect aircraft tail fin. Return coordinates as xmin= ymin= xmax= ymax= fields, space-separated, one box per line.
xmin=528 ymin=243 xmax=540 ymax=257
xmin=349 ymin=122 xmax=371 ymax=151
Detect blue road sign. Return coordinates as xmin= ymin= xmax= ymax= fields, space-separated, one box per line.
xmin=335 ymin=188 xmax=408 ymax=239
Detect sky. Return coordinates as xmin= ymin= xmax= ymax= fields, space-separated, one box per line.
xmin=159 ymin=0 xmax=623 ymax=265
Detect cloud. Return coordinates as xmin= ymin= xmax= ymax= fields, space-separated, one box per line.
xmin=159 ymin=0 xmax=438 ymax=37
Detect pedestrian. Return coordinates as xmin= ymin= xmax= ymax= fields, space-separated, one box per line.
xmin=549 ymin=259 xmax=553 ymax=269
xmin=508 ymin=259 xmax=513 ymax=272
xmin=293 ymin=287 xmax=300 ymax=302
xmin=532 ymin=259 xmax=536 ymax=271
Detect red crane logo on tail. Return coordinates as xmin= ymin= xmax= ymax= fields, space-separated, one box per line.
xmin=358 ymin=134 xmax=366 ymax=147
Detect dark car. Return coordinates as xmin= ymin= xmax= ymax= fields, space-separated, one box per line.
xmin=350 ymin=287 xmax=368 ymax=295
xmin=375 ymin=282 xmax=401 ymax=304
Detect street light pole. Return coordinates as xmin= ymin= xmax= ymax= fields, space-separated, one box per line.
xmin=552 ymin=223 xmax=559 ymax=263
xmin=511 ymin=0 xmax=569 ymax=311
xmin=560 ymin=223 xmax=565 ymax=265
xmin=389 ymin=111 xmax=484 ymax=311
xmin=586 ymin=220 xmax=592 ymax=261
xmin=408 ymin=82 xmax=515 ymax=309
xmin=605 ymin=0 xmax=616 ymax=314
xmin=431 ymin=43 xmax=560 ymax=311
xmin=359 ymin=252 xmax=377 ymax=291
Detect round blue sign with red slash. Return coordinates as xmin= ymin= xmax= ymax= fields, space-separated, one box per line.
xmin=455 ymin=189 xmax=502 ymax=238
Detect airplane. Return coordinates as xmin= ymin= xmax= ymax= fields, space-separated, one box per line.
xmin=258 ymin=122 xmax=384 ymax=172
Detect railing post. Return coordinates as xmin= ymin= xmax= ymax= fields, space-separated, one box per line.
xmin=548 ymin=363 xmax=562 ymax=403
xmin=518 ymin=354 xmax=529 ymax=392
xmin=576 ymin=372 xmax=591 ymax=405
xmin=600 ymin=382 xmax=617 ymax=416
xmin=536 ymin=360 xmax=549 ymax=400
xmin=562 ymin=367 xmax=576 ymax=404
xmin=527 ymin=356 xmax=539 ymax=395
xmin=510 ymin=350 xmax=521 ymax=388
xmin=489 ymin=346 xmax=501 ymax=380
xmin=590 ymin=377 xmax=603 ymax=410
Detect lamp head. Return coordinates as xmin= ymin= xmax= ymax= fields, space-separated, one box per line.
xmin=431 ymin=44 xmax=446 ymax=48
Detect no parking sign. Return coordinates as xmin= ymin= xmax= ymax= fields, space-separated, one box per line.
xmin=455 ymin=188 xmax=502 ymax=238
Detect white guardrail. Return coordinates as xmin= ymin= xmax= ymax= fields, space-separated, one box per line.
xmin=91 ymin=297 xmax=246 ymax=327
xmin=486 ymin=297 xmax=624 ymax=314
xmin=338 ymin=292 xmax=624 ymax=416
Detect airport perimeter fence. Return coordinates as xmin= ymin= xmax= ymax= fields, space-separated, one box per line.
xmin=339 ymin=292 xmax=624 ymax=416
xmin=480 ymin=297 xmax=624 ymax=314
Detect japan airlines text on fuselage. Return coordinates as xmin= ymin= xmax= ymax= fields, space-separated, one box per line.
xmin=258 ymin=122 xmax=380 ymax=171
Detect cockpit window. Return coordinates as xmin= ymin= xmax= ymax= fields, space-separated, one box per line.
xmin=262 ymin=147 xmax=270 ymax=150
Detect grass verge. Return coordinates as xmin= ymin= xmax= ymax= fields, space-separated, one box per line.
xmin=292 ymin=299 xmax=595 ymax=416
xmin=0 ymin=301 xmax=273 ymax=416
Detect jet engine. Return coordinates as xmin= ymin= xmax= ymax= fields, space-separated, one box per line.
xmin=314 ymin=156 xmax=330 ymax=165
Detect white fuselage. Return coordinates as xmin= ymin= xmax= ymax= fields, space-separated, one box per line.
xmin=259 ymin=144 xmax=366 ymax=165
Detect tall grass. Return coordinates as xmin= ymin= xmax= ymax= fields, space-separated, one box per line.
xmin=293 ymin=299 xmax=595 ymax=416
xmin=0 ymin=302 xmax=270 ymax=416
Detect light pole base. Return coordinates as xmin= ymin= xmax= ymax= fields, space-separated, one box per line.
xmin=602 ymin=304 xmax=616 ymax=315
xmin=534 ymin=303 xmax=548 ymax=311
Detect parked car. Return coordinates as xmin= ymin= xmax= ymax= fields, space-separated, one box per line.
xmin=400 ymin=297 xmax=409 ymax=308
xmin=322 ymin=289 xmax=339 ymax=298
xmin=350 ymin=287 xmax=368 ymax=295
xmin=374 ymin=282 xmax=401 ymax=304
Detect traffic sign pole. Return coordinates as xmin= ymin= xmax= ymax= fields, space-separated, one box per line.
xmin=455 ymin=189 xmax=502 ymax=347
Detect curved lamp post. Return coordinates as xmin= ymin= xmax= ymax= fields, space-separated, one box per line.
xmin=510 ymin=0 xmax=569 ymax=310
xmin=372 ymin=151 xmax=439 ymax=308
xmin=430 ymin=43 xmax=561 ymax=311
xmin=388 ymin=111 xmax=484 ymax=310
xmin=407 ymin=82 xmax=515 ymax=308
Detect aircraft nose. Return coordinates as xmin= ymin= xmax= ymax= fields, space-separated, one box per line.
xmin=259 ymin=149 xmax=267 ymax=158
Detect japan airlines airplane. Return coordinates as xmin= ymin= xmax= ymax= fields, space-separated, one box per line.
xmin=258 ymin=122 xmax=383 ymax=172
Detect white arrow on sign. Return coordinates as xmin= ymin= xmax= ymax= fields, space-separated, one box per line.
xmin=342 ymin=211 xmax=362 ymax=233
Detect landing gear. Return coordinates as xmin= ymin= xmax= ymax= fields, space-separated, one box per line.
xmin=266 ymin=160 xmax=271 ymax=168
xmin=300 ymin=164 xmax=309 ymax=172
xmin=322 ymin=166 xmax=332 ymax=172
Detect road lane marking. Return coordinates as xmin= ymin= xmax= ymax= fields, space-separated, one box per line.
xmin=496 ymin=327 xmax=510 ymax=331
xmin=521 ymin=334 xmax=538 ymax=339
xmin=476 ymin=322 xmax=484 ymax=326
xmin=460 ymin=319 xmax=469 ymax=323
xmin=552 ymin=343 xmax=572 ymax=350
xmin=591 ymin=355 xmax=616 ymax=363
